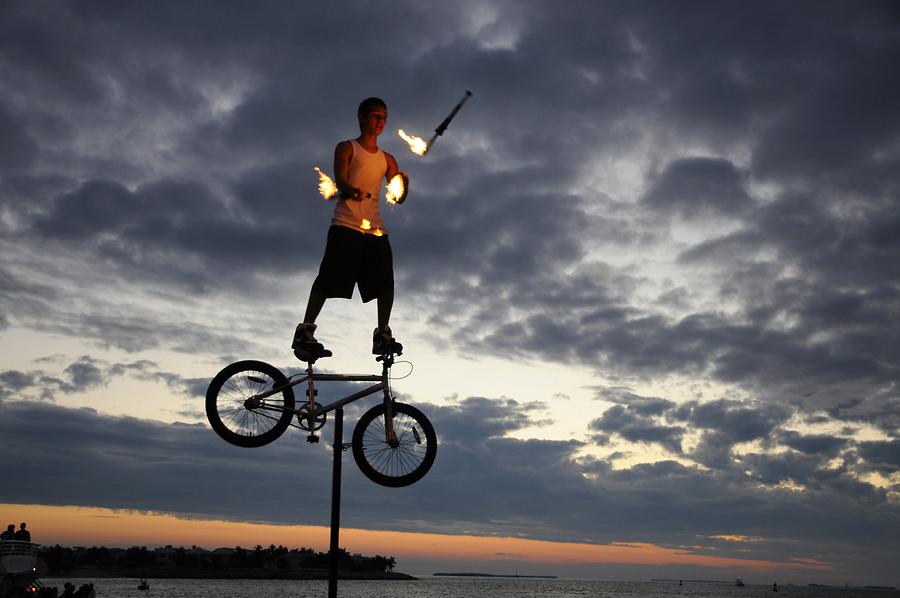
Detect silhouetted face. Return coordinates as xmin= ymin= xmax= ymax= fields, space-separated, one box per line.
xmin=358 ymin=106 xmax=387 ymax=137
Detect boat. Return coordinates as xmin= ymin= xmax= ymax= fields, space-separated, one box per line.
xmin=2 ymin=542 xmax=95 ymax=597
xmin=736 ymin=576 xmax=745 ymax=587
xmin=0 ymin=541 xmax=43 ymax=597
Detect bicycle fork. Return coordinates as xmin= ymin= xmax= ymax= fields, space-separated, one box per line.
xmin=306 ymin=363 xmax=319 ymax=443
xmin=383 ymin=389 xmax=398 ymax=447
xmin=381 ymin=360 xmax=399 ymax=448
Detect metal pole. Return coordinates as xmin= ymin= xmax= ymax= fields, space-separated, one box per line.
xmin=328 ymin=406 xmax=343 ymax=598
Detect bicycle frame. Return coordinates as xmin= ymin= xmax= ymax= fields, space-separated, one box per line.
xmin=247 ymin=356 xmax=397 ymax=444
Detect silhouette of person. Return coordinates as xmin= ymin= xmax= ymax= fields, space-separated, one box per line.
xmin=14 ymin=522 xmax=30 ymax=541
xmin=292 ymin=97 xmax=409 ymax=361
xmin=0 ymin=524 xmax=15 ymax=541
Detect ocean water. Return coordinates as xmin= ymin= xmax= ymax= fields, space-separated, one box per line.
xmin=48 ymin=577 xmax=900 ymax=598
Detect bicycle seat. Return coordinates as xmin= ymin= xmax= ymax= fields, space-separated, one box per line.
xmin=293 ymin=346 xmax=332 ymax=364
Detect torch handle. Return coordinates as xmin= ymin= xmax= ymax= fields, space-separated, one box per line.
xmin=434 ymin=90 xmax=473 ymax=136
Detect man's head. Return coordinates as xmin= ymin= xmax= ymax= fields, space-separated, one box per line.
xmin=6 ymin=524 xmax=13 ymax=532
xmin=19 ymin=523 xmax=26 ymax=530
xmin=358 ymin=97 xmax=387 ymax=136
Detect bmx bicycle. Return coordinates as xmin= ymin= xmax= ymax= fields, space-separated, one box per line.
xmin=206 ymin=351 xmax=436 ymax=487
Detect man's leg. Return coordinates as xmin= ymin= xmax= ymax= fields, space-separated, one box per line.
xmin=304 ymin=291 xmax=327 ymax=325
xmin=376 ymin=290 xmax=393 ymax=331
xmin=373 ymin=290 xmax=402 ymax=354
xmin=368 ymin=235 xmax=401 ymax=355
xmin=293 ymin=290 xmax=331 ymax=360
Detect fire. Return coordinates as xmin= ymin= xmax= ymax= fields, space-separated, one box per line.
xmin=314 ymin=167 xmax=338 ymax=199
xmin=398 ymin=129 xmax=427 ymax=156
xmin=359 ymin=220 xmax=383 ymax=236
xmin=385 ymin=174 xmax=405 ymax=204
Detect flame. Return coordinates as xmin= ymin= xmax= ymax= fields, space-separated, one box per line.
xmin=314 ymin=167 xmax=338 ymax=199
xmin=398 ymin=129 xmax=427 ymax=156
xmin=385 ymin=174 xmax=405 ymax=205
xmin=361 ymin=220 xmax=383 ymax=235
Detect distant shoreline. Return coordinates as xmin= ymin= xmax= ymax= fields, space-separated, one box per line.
xmin=434 ymin=572 xmax=558 ymax=579
xmin=45 ymin=568 xmax=416 ymax=581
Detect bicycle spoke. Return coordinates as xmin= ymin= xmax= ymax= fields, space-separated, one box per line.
xmin=359 ymin=414 xmax=428 ymax=478
xmin=214 ymin=369 xmax=286 ymax=437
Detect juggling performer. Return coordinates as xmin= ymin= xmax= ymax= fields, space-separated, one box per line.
xmin=293 ymin=97 xmax=409 ymax=361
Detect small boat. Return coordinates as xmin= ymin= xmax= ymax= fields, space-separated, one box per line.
xmin=138 ymin=578 xmax=150 ymax=591
xmin=736 ymin=576 xmax=745 ymax=587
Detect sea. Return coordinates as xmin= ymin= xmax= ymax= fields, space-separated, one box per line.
xmin=48 ymin=577 xmax=900 ymax=598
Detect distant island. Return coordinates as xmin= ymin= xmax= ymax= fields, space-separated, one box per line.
xmin=37 ymin=544 xmax=414 ymax=580
xmin=434 ymin=572 xmax=558 ymax=579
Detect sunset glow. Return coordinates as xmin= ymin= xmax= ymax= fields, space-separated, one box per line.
xmin=2 ymin=504 xmax=831 ymax=574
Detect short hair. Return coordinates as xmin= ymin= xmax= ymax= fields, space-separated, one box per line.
xmin=357 ymin=97 xmax=387 ymax=116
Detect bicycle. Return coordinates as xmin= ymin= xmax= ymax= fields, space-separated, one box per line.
xmin=205 ymin=351 xmax=437 ymax=488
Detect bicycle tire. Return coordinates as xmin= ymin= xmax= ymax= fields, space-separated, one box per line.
xmin=352 ymin=402 xmax=437 ymax=487
xmin=206 ymin=360 xmax=295 ymax=448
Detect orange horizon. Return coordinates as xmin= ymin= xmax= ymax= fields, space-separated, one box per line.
xmin=1 ymin=503 xmax=831 ymax=574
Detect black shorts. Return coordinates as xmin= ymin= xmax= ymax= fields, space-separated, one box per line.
xmin=311 ymin=225 xmax=394 ymax=303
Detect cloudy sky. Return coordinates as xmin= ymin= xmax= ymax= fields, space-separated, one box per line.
xmin=2 ymin=0 xmax=899 ymax=586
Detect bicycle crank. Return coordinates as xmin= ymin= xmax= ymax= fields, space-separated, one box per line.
xmin=296 ymin=402 xmax=327 ymax=431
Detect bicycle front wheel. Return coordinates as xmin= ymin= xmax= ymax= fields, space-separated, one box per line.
xmin=206 ymin=360 xmax=295 ymax=448
xmin=352 ymin=402 xmax=437 ymax=487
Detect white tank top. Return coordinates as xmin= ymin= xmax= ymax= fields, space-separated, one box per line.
xmin=331 ymin=139 xmax=388 ymax=234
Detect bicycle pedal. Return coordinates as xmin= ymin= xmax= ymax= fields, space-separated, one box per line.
xmin=307 ymin=434 xmax=319 ymax=443
xmin=341 ymin=442 xmax=352 ymax=452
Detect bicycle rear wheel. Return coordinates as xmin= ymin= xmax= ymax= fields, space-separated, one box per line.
xmin=352 ymin=402 xmax=437 ymax=487
xmin=206 ymin=360 xmax=295 ymax=448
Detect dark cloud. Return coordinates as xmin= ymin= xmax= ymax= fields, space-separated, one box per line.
xmin=779 ymin=431 xmax=848 ymax=457
xmin=856 ymin=440 xmax=900 ymax=474
xmin=642 ymin=157 xmax=753 ymax=217
xmin=590 ymin=404 xmax=684 ymax=454
xmin=0 ymin=101 xmax=37 ymax=172
xmin=0 ymin=356 xmax=205 ymax=404
xmin=676 ymin=399 xmax=792 ymax=444
xmin=27 ymin=177 xmax=317 ymax=294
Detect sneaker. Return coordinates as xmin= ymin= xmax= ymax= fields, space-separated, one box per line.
xmin=372 ymin=326 xmax=403 ymax=355
xmin=292 ymin=323 xmax=332 ymax=361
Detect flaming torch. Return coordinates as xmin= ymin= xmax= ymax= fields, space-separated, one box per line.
xmin=398 ymin=90 xmax=473 ymax=156
xmin=314 ymin=167 xmax=338 ymax=200
xmin=398 ymin=130 xmax=427 ymax=156
xmin=384 ymin=174 xmax=405 ymax=205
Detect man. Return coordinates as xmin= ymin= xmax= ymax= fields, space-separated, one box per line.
xmin=293 ymin=97 xmax=409 ymax=361
xmin=14 ymin=522 xmax=30 ymax=542
xmin=0 ymin=524 xmax=14 ymax=541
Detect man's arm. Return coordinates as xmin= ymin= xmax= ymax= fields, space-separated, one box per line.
xmin=333 ymin=141 xmax=364 ymax=200
xmin=385 ymin=151 xmax=409 ymax=204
